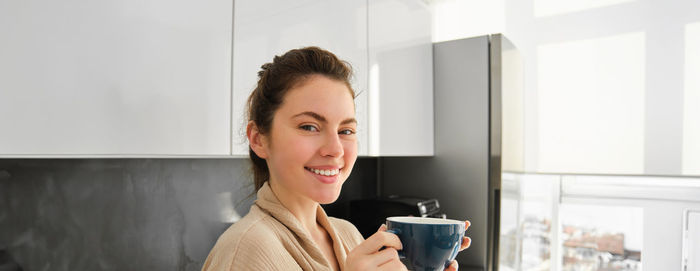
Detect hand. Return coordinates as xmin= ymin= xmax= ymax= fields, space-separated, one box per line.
xmin=446 ymin=220 xmax=471 ymax=271
xmin=346 ymin=224 xmax=407 ymax=271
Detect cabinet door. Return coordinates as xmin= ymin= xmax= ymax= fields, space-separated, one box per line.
xmin=368 ymin=0 xmax=433 ymax=156
xmin=0 ymin=0 xmax=232 ymax=156
xmin=232 ymin=0 xmax=368 ymax=156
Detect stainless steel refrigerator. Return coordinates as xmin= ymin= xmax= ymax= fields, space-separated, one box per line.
xmin=378 ymin=34 xmax=523 ymax=271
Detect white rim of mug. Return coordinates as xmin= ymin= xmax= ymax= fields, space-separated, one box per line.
xmin=386 ymin=216 xmax=465 ymax=225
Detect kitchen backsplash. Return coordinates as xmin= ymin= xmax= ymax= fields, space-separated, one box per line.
xmin=0 ymin=158 xmax=377 ymax=271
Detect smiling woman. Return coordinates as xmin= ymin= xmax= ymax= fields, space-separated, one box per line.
xmin=253 ymin=74 xmax=358 ymax=205
xmin=201 ymin=47 xmax=468 ymax=271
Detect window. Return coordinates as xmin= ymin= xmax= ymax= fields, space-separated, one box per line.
xmin=560 ymin=204 xmax=642 ymax=271
xmin=500 ymin=173 xmax=700 ymax=270
xmin=683 ymin=22 xmax=700 ymax=175
xmin=537 ymin=32 xmax=646 ymax=174
xmin=533 ymin=0 xmax=635 ymax=17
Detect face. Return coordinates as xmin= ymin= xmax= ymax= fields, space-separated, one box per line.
xmin=251 ymin=75 xmax=358 ymax=204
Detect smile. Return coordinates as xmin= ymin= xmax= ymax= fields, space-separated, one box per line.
xmin=304 ymin=167 xmax=340 ymax=177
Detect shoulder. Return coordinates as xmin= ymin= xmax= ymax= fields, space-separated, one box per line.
xmin=328 ymin=217 xmax=365 ymax=247
xmin=202 ymin=206 xmax=293 ymax=270
xmin=216 ymin=205 xmax=282 ymax=247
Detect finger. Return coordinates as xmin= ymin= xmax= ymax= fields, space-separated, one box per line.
xmin=445 ymin=260 xmax=458 ymax=271
xmin=459 ymin=236 xmax=472 ymax=251
xmin=354 ymin=225 xmax=403 ymax=254
xmin=370 ymin=247 xmax=401 ymax=267
xmin=378 ymin=258 xmax=407 ymax=271
xmin=465 ymin=220 xmax=471 ymax=231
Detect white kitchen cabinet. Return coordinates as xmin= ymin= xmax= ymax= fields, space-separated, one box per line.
xmin=368 ymin=0 xmax=433 ymax=156
xmin=231 ymin=0 xmax=369 ymax=156
xmin=0 ymin=0 xmax=233 ymax=156
xmin=232 ymin=0 xmax=433 ymax=157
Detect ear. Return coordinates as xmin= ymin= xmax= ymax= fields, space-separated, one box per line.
xmin=247 ymin=120 xmax=269 ymax=159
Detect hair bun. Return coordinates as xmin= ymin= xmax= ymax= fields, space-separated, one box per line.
xmin=257 ymin=63 xmax=273 ymax=78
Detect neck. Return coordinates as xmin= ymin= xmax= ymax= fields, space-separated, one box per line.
xmin=268 ymin=180 xmax=322 ymax=235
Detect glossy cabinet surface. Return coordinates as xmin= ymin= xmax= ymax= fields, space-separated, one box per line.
xmin=233 ymin=0 xmax=433 ymax=157
xmin=368 ymin=0 xmax=433 ymax=156
xmin=0 ymin=0 xmax=233 ymax=156
xmin=231 ymin=0 xmax=368 ymax=156
xmin=1 ymin=0 xmax=432 ymax=157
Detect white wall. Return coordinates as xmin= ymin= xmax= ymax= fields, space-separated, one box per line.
xmin=429 ymin=0 xmax=504 ymax=43
xmin=430 ymin=0 xmax=700 ymax=176
xmin=503 ymin=0 xmax=700 ymax=176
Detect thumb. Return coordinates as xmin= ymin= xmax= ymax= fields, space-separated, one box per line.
xmin=378 ymin=224 xmax=387 ymax=232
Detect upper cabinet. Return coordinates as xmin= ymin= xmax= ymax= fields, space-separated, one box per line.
xmin=0 ymin=0 xmax=233 ymax=156
xmin=1 ymin=0 xmax=432 ymax=157
xmin=367 ymin=0 xmax=433 ymax=156
xmin=231 ymin=0 xmax=369 ymax=156
xmin=232 ymin=0 xmax=433 ymax=157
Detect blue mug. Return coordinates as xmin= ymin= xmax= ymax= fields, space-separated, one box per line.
xmin=386 ymin=216 xmax=465 ymax=271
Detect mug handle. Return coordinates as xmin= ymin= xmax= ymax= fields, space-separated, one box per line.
xmin=384 ymin=229 xmax=406 ymax=258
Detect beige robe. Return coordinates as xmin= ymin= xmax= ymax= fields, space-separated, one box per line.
xmin=202 ymin=182 xmax=365 ymax=270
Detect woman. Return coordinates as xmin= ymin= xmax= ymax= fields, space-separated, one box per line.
xmin=202 ymin=47 xmax=470 ymax=270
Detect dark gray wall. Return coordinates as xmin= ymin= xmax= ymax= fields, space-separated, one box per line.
xmin=0 ymin=158 xmax=376 ymax=271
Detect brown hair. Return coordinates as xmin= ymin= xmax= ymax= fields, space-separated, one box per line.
xmin=246 ymin=46 xmax=356 ymax=191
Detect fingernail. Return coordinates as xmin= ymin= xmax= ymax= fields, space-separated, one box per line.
xmin=379 ymin=224 xmax=386 ymax=231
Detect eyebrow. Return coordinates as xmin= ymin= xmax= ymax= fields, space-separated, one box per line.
xmin=292 ymin=111 xmax=357 ymax=125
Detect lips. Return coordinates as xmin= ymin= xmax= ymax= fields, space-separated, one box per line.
xmin=304 ymin=167 xmax=340 ymax=176
xmin=304 ymin=166 xmax=343 ymax=184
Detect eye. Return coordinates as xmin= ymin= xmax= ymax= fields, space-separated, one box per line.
xmin=300 ymin=125 xmax=318 ymax=132
xmin=339 ymin=129 xmax=356 ymax=135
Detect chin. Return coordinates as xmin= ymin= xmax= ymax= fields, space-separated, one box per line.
xmin=313 ymin=188 xmax=341 ymax=205
xmin=318 ymin=199 xmax=337 ymax=205
xmin=315 ymin=194 xmax=340 ymax=205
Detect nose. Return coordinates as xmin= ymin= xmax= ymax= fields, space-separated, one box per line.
xmin=320 ymin=132 xmax=344 ymax=158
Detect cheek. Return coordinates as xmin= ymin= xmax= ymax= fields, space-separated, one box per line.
xmin=342 ymin=141 xmax=358 ymax=162
xmin=276 ymin=135 xmax=317 ymax=164
xmin=343 ymin=141 xmax=357 ymax=155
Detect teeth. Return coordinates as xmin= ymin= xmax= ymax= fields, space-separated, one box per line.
xmin=306 ymin=167 xmax=340 ymax=176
